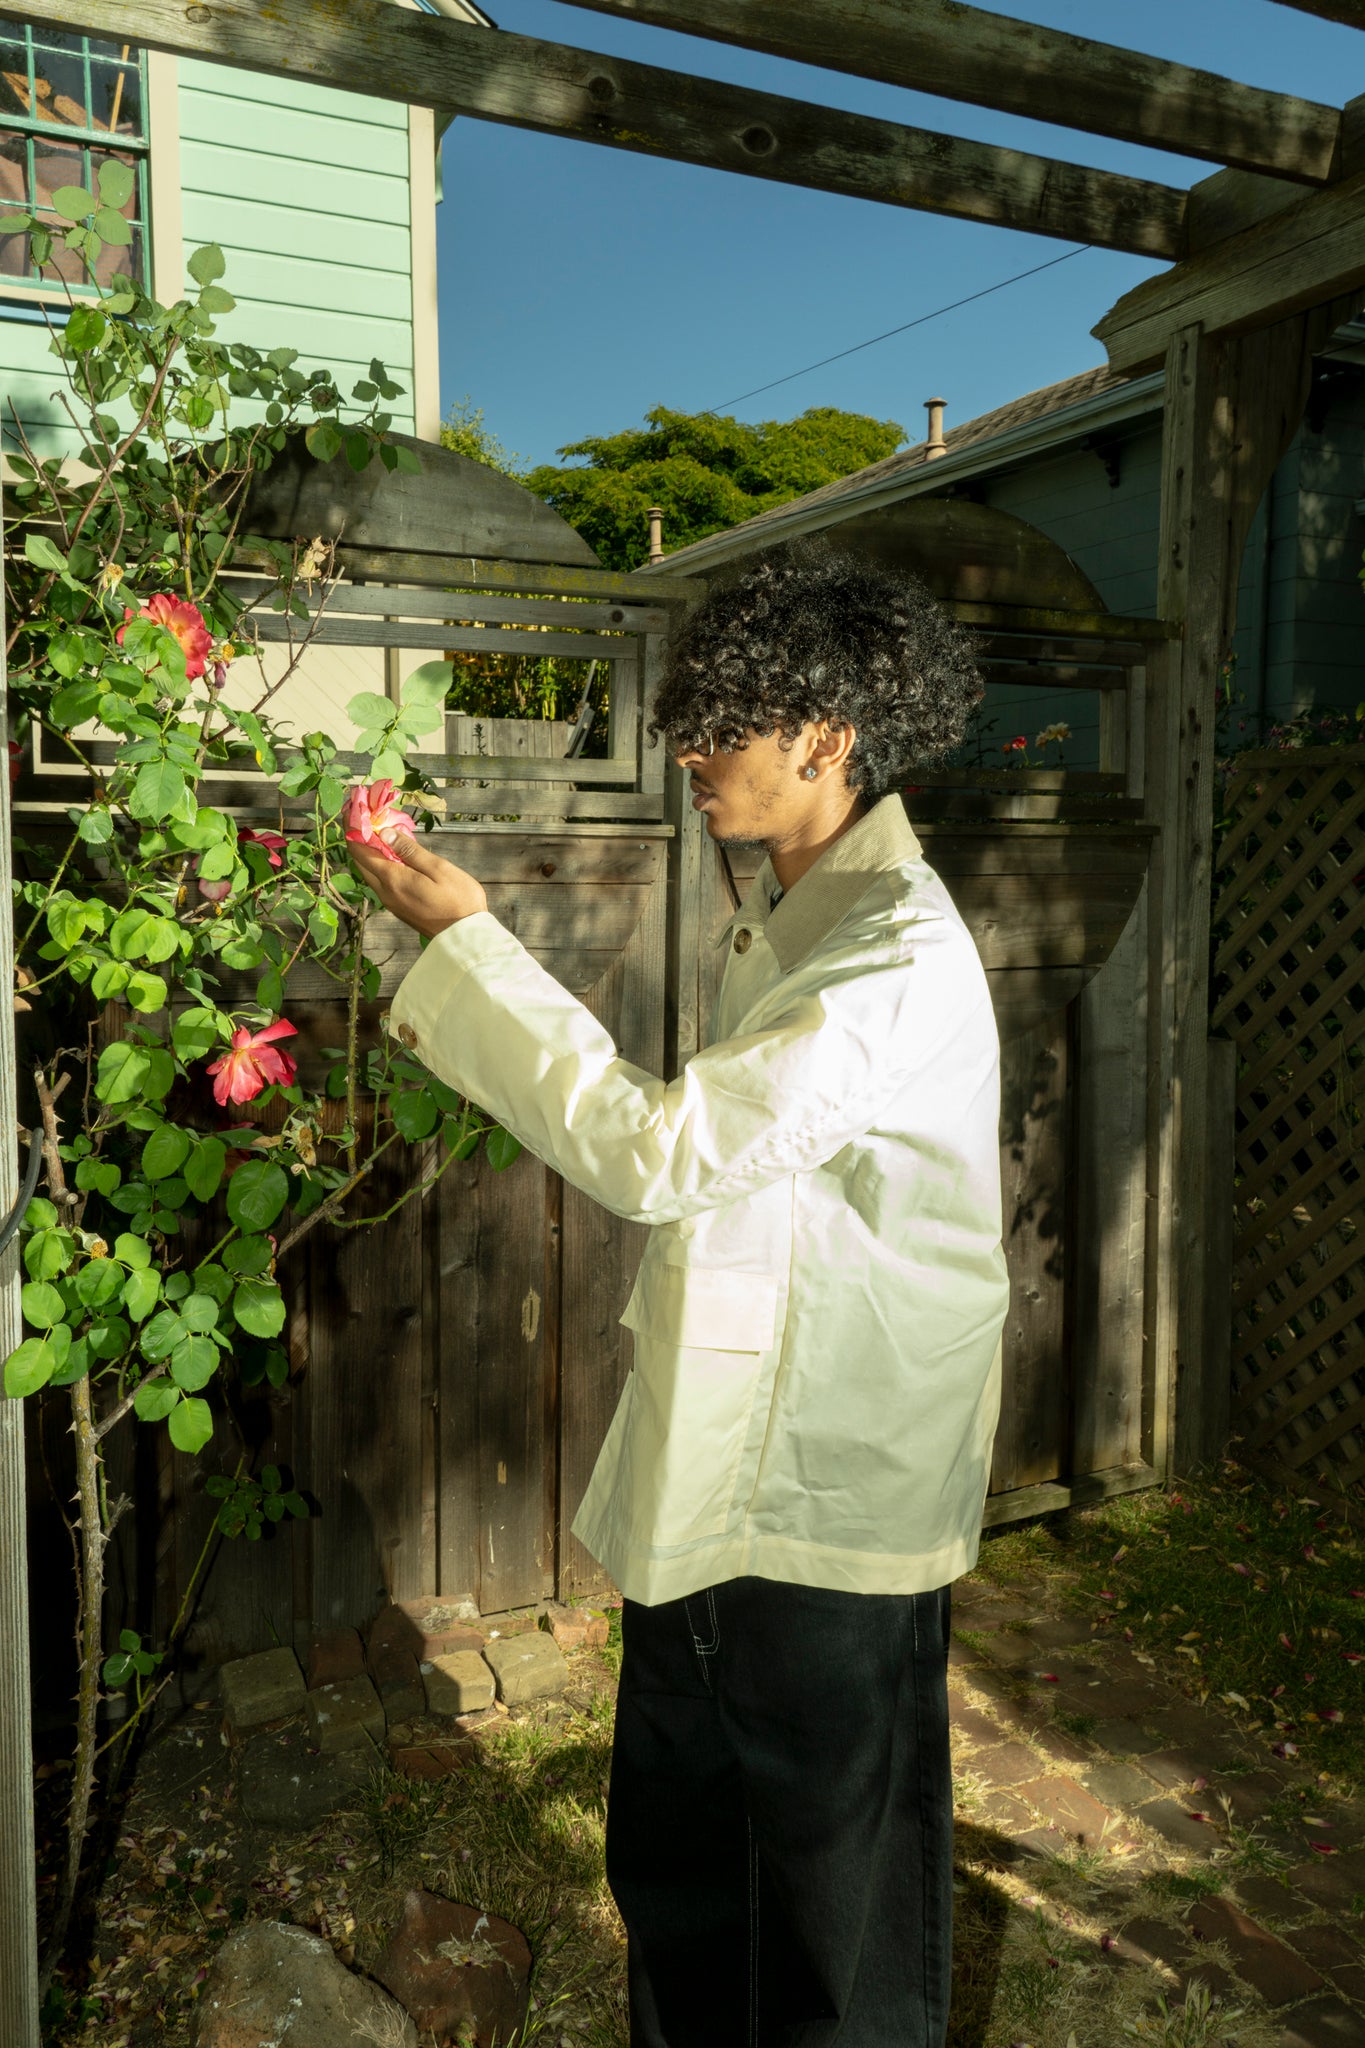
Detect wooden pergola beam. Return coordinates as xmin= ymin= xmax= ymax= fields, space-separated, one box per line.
xmin=1 ymin=0 xmax=1187 ymax=259
xmin=559 ymin=0 xmax=1342 ymax=185
xmin=1095 ymin=162 xmax=1365 ymax=372
xmin=1270 ymin=0 xmax=1365 ymax=25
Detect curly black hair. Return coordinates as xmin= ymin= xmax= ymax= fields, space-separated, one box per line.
xmin=649 ymin=536 xmax=983 ymax=802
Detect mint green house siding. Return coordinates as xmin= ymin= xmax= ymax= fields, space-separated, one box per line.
xmin=2 ymin=52 xmax=430 ymax=455
xmin=177 ymin=64 xmax=418 ymax=429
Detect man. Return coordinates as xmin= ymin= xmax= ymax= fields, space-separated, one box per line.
xmin=351 ymin=539 xmax=1010 ymax=2047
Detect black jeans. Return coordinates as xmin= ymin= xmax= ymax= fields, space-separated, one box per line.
xmin=605 ymin=1576 xmax=954 ymax=2048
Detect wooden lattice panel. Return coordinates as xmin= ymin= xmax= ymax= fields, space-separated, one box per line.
xmin=1211 ymin=745 xmax=1365 ymax=1495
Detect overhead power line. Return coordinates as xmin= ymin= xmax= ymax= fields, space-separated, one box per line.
xmin=700 ymin=244 xmax=1092 ymax=416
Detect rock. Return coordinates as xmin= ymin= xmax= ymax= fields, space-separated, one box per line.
xmin=541 ymin=1601 xmax=609 ymax=1653
xmin=236 ymin=1726 xmax=371 ymax=1828
xmin=392 ymin=1741 xmax=472 ymax=1782
xmin=306 ymin=1626 xmax=365 ymax=1692
xmin=304 ymin=1674 xmax=385 ymax=1754
xmin=371 ymin=1888 xmax=530 ymax=2048
xmin=424 ymin=1651 xmax=495 ymax=1718
xmin=218 ymin=1648 xmax=306 ymax=1738
xmin=196 ymin=1919 xmax=416 ymax=2047
xmin=484 ymin=1631 xmax=568 ymax=1706
xmin=368 ymin=1636 xmax=428 ymax=1728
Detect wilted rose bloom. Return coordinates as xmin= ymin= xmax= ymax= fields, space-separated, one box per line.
xmin=117 ymin=592 xmax=214 ymax=680
xmin=344 ymin=778 xmax=417 ymax=863
xmin=239 ymin=827 xmax=288 ymax=869
xmin=206 ymin=1019 xmax=298 ymax=1107
xmin=196 ymin=870 xmax=232 ymax=903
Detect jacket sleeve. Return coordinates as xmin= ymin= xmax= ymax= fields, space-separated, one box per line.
xmin=387 ymin=906 xmax=978 ymax=1227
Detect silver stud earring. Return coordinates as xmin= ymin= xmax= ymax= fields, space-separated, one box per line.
xmin=803 ymin=765 xmax=818 ymax=780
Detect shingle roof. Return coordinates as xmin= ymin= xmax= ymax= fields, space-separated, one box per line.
xmin=660 ymin=361 xmax=1136 ymax=568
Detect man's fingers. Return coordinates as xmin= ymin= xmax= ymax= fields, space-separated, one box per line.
xmin=387 ymin=831 xmax=445 ymax=875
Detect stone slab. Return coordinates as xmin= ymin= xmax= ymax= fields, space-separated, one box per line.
xmin=371 ymin=1888 xmax=530 ymax=2047
xmin=542 ymin=1602 xmax=608 ymax=1652
xmin=1189 ymin=1895 xmax=1326 ymax=2006
xmin=1139 ymin=1797 xmax=1222 ymax=1855
xmin=218 ymin=1648 xmax=306 ymax=1737
xmin=304 ymin=1675 xmax=385 ymax=1754
xmin=424 ymin=1650 xmax=496 ymax=1718
xmin=197 ymin=1920 xmax=416 ymax=2048
xmin=484 ymin=1630 xmax=569 ymax=1705
xmin=305 ymin=1627 xmax=364 ymax=1692
xmin=1016 ymin=1775 xmax=1115 ymax=1848
xmin=1080 ymin=1760 xmax=1164 ymax=1811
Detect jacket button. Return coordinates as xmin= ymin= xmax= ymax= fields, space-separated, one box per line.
xmin=398 ymin=1023 xmax=419 ymax=1050
xmin=733 ymin=928 xmax=752 ymax=954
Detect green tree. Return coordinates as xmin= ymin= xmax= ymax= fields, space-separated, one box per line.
xmin=439 ymin=393 xmax=522 ymax=475
xmin=524 ymin=403 xmax=906 ymax=569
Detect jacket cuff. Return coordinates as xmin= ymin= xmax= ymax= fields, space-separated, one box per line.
xmin=386 ymin=910 xmax=520 ymax=1059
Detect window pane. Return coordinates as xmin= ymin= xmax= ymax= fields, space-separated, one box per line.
xmin=89 ymin=57 xmax=140 ymax=138
xmin=28 ymin=38 xmax=89 ymax=131
xmin=0 ymin=129 xmax=29 ymax=275
xmin=32 ymin=135 xmax=83 ymax=209
xmin=0 ymin=35 xmax=29 ymax=125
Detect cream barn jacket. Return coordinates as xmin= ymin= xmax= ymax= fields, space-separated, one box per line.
xmin=388 ymin=795 xmax=1009 ymax=1606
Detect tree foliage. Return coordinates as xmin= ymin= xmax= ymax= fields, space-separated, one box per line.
xmin=524 ymin=403 xmax=906 ymax=570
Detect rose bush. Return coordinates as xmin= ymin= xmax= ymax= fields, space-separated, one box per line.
xmin=0 ymin=184 xmax=516 ymax=1987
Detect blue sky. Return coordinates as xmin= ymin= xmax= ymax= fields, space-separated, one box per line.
xmin=435 ymin=1 xmax=1365 ymax=471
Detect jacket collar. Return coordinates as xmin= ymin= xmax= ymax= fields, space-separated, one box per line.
xmin=725 ymin=794 xmax=923 ymax=973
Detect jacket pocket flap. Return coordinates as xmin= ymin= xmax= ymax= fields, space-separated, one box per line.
xmin=620 ymin=1264 xmax=779 ymax=1354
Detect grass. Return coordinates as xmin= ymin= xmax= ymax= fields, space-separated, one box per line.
xmin=973 ymin=1459 xmax=1365 ymax=1791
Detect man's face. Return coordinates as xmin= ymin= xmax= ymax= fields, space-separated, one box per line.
xmin=675 ymin=727 xmax=819 ymax=845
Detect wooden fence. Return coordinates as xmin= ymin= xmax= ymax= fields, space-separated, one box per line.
xmin=1210 ymin=743 xmax=1365 ymax=1497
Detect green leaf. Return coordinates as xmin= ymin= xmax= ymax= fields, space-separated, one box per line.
xmin=64 ymin=304 xmax=107 ymax=352
xmin=186 ymin=242 xmax=226 ymax=285
xmin=125 ymin=970 xmax=168 ymax=1013
xmin=114 ymin=1233 xmax=152 ymax=1270
xmin=90 ymin=960 xmax=129 ymax=1001
xmin=388 ymin=1089 xmax=439 ymax=1142
xmin=192 ymin=1262 xmax=233 ymax=1305
xmin=392 ymin=443 xmax=423 ymax=476
xmin=485 ymin=1126 xmax=522 ymax=1172
xmin=401 ymin=662 xmax=452 ymax=709
xmin=4 ymin=1338 xmax=56 ymax=1397
xmin=129 ymin=760 xmax=186 ymax=822
xmin=304 ymin=418 xmax=343 ymax=463
xmin=168 ymin=1396 xmax=214 ymax=1455
xmin=74 ymin=1155 xmax=121 ymax=1198
xmin=24 ymin=531 xmax=67 ymax=574
xmin=184 ymin=1136 xmax=226 ymax=1202
xmin=344 ymin=431 xmax=371 ymax=473
xmin=233 ymin=1277 xmax=286 ymax=1339
xmin=21 ymin=1280 xmax=66 ymax=1329
xmin=170 ymin=1334 xmax=218 ymax=1392
xmin=23 ymin=1198 xmax=57 ymax=1231
xmin=74 ymin=1258 xmax=124 ymax=1310
xmin=121 ymin=1267 xmax=161 ymax=1323
xmin=143 ymin=1049 xmax=176 ymax=1101
xmin=49 ymin=1338 xmax=91 ymax=1388
xmin=95 ymin=1041 xmax=150 ymax=1106
xmin=172 ymin=1005 xmax=226 ymax=1060
xmin=52 ymin=184 xmax=95 ymax=222
xmin=133 ymin=1378 xmax=179 ymax=1423
xmin=178 ymin=1292 xmax=220 ymax=1335
xmin=345 ymin=691 xmax=394 ymax=730
xmin=222 ymin=1234 xmax=272 ymax=1277
xmin=102 ymin=1651 xmax=133 ymax=1687
xmin=443 ymin=1116 xmax=480 ymax=1161
xmin=142 ymin=1125 xmax=191 ymax=1182
xmin=197 ymin=284 xmax=235 ymax=314
xmin=87 ymin=1314 xmax=130 ymax=1361
xmin=140 ymin=1308 xmax=187 ymax=1362
xmin=225 ymin=1161 xmax=288 ymax=1234
xmin=92 ymin=206 xmax=132 ymax=246
xmin=77 ymin=808 xmax=115 ymax=847
xmin=97 ymin=158 xmax=135 ymax=209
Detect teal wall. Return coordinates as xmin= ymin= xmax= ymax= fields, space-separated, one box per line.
xmin=178 ymin=63 xmax=417 ymax=430
xmin=1 ymin=57 xmax=418 ymax=459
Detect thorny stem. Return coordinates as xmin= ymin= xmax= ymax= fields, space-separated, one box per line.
xmin=344 ymin=901 xmax=367 ymax=1177
xmin=34 ymin=1063 xmax=102 ymax=2000
xmin=271 ymin=1131 xmax=400 ymax=1262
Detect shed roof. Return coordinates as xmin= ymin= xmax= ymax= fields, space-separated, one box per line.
xmin=656 ymin=361 xmax=1148 ymax=574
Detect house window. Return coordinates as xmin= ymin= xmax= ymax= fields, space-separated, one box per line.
xmin=0 ymin=24 xmax=148 ymax=291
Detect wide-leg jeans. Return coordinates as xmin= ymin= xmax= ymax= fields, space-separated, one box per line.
xmin=605 ymin=1575 xmax=954 ymax=2047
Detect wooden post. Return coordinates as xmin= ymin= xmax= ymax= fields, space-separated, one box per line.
xmin=1146 ymin=310 xmax=1332 ymax=1476
xmin=0 ymin=488 xmax=41 ymax=2044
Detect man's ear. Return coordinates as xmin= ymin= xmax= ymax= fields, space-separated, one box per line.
xmin=813 ymin=721 xmax=857 ymax=773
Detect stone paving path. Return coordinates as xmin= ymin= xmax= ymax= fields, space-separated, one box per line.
xmin=949 ymin=1570 xmax=1365 ymax=2047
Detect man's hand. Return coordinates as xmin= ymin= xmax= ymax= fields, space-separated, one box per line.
xmin=349 ymin=832 xmax=487 ymax=937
